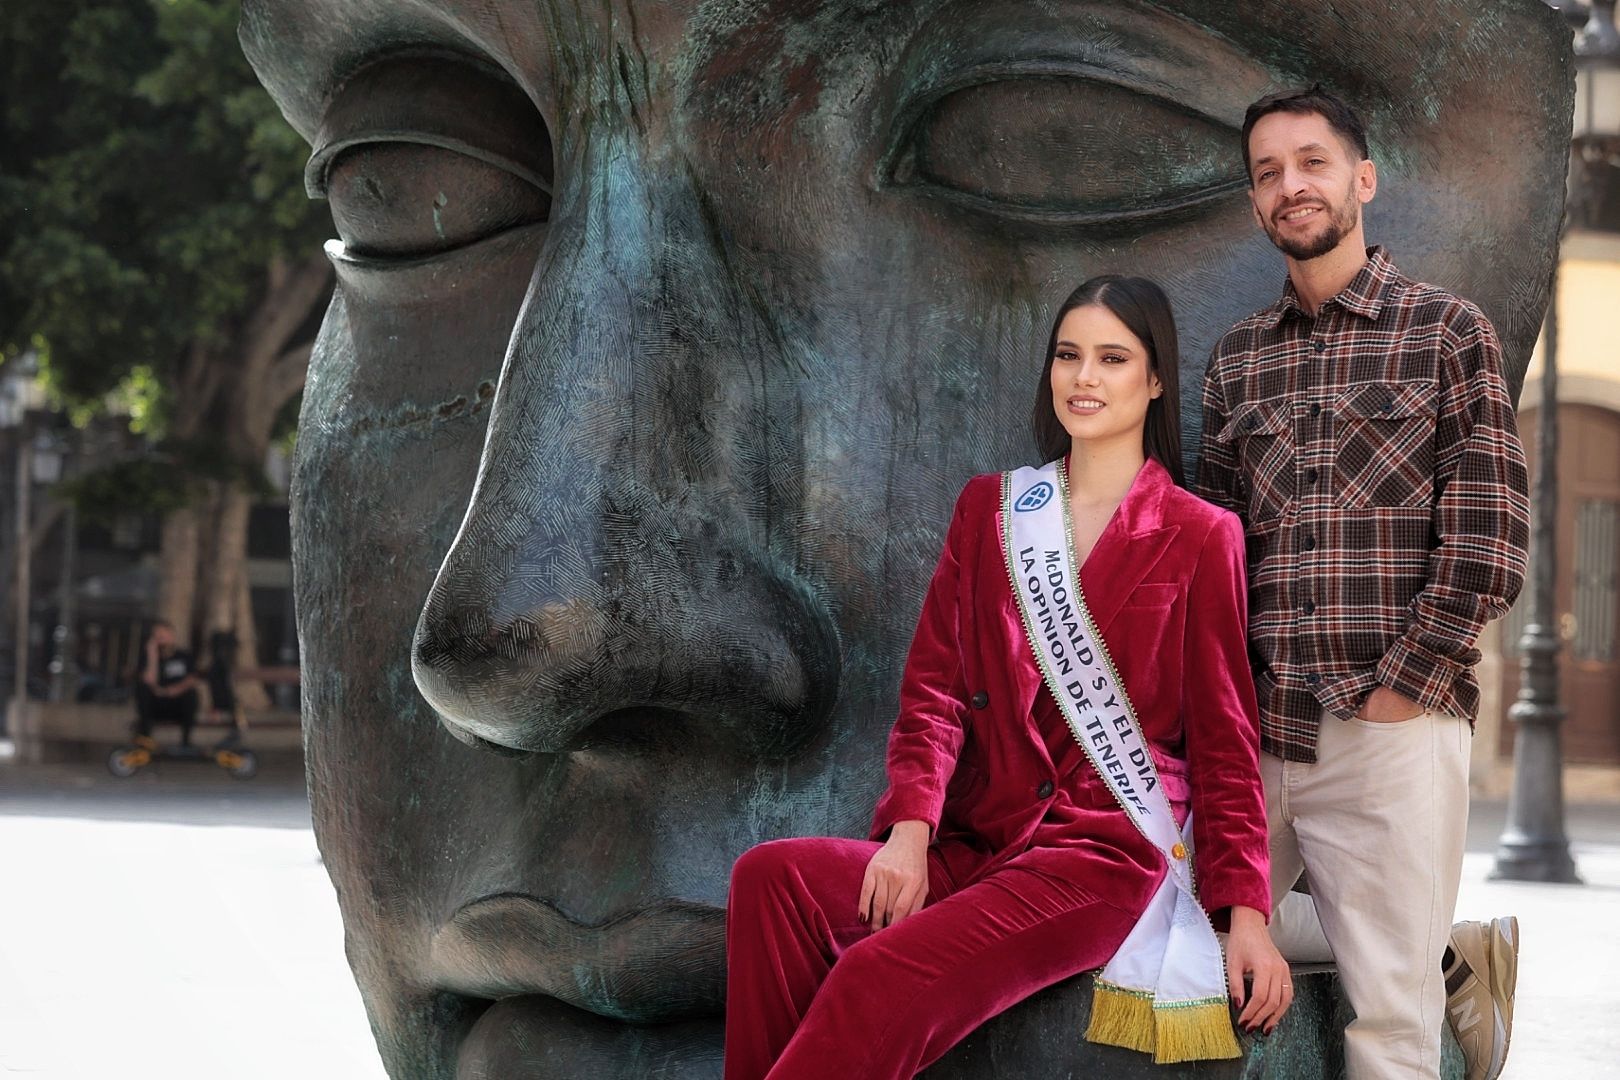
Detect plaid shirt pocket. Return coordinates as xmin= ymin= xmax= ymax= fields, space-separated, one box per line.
xmin=1219 ymin=402 xmax=1295 ymax=523
xmin=1334 ymin=380 xmax=1437 ymax=509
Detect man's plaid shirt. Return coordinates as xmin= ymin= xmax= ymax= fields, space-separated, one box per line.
xmin=1196 ymin=247 xmax=1529 ymax=763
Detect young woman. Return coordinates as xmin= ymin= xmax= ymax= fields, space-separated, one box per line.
xmin=724 ymin=277 xmax=1289 ymax=1079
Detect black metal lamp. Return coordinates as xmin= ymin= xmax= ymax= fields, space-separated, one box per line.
xmin=1491 ymin=0 xmax=1620 ymax=883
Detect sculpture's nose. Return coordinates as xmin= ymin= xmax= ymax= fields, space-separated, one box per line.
xmin=411 ymin=135 xmax=840 ymax=759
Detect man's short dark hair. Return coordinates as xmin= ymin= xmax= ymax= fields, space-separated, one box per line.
xmin=1242 ymin=85 xmax=1370 ymax=184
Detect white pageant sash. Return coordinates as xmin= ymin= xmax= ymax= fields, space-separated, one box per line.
xmin=1001 ymin=460 xmax=1239 ymax=1063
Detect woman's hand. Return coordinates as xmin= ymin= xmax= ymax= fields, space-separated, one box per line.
xmin=1225 ymin=905 xmax=1293 ymax=1034
xmin=858 ymin=820 xmax=929 ymax=930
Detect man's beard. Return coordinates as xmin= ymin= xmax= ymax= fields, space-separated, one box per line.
xmin=1264 ymin=184 xmax=1360 ymax=261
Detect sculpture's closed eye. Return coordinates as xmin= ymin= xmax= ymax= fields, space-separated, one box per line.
xmin=325 ymin=141 xmax=549 ymax=259
xmin=304 ymin=52 xmax=553 ymax=264
xmin=887 ymin=72 xmax=1244 ymax=227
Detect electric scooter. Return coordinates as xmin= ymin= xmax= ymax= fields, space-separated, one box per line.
xmin=106 ymin=726 xmax=258 ymax=779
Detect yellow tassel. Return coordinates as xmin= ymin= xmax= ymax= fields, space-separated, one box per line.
xmin=1084 ymin=983 xmax=1156 ymax=1055
xmin=1151 ymin=999 xmax=1243 ymax=1064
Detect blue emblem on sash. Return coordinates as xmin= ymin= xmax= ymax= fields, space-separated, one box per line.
xmin=1013 ymin=481 xmax=1053 ymax=513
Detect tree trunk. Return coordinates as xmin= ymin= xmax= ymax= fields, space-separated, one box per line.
xmin=204 ymin=483 xmax=270 ymax=710
xmin=156 ymin=506 xmax=201 ymax=647
xmin=151 ymin=337 xmax=219 ymax=650
xmin=232 ymin=567 xmax=263 ymax=710
xmin=193 ymin=252 xmax=329 ymax=714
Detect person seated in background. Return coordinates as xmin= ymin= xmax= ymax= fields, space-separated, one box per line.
xmin=135 ymin=620 xmax=203 ymax=748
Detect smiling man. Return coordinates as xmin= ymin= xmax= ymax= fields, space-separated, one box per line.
xmin=1198 ymin=87 xmax=1531 ymax=1080
xmin=237 ymin=1 xmax=1570 ymax=1077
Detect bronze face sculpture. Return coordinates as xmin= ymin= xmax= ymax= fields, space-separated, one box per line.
xmin=240 ymin=1 xmax=1570 ymax=1075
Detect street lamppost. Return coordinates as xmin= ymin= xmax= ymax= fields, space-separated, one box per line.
xmin=1493 ymin=0 xmax=1620 ymax=882
xmin=0 ymin=353 xmax=47 ymax=758
xmin=41 ymin=431 xmax=79 ymax=705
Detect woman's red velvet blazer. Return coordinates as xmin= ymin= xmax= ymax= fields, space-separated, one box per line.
xmin=869 ymin=459 xmax=1271 ymax=920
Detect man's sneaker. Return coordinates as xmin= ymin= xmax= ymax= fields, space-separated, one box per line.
xmin=1444 ymin=916 xmax=1519 ymax=1080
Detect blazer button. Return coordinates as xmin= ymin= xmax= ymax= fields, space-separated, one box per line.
xmin=970 ymin=691 xmax=989 ymax=710
xmin=1037 ymin=780 xmax=1055 ymax=799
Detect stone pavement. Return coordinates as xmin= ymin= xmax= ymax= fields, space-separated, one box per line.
xmin=0 ymin=756 xmax=1616 ymax=1079
xmin=0 ymin=756 xmax=384 ymax=1080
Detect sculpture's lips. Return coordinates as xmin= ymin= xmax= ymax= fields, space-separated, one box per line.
xmin=456 ymin=994 xmax=724 ymax=1077
xmin=430 ymin=893 xmax=727 ymax=1023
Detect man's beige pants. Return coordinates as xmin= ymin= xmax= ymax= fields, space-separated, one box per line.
xmin=1263 ymin=709 xmax=1471 ymax=1080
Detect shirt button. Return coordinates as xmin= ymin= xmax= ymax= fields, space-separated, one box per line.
xmin=1313 ymin=340 xmax=1327 ymax=353
xmin=1037 ymin=780 xmax=1055 ymax=799
xmin=970 ymin=691 xmax=989 ymax=710
xmin=1306 ymin=467 xmax=1319 ymax=485
xmin=1305 ymin=673 xmax=1322 ymax=686
xmin=1302 ymin=599 xmax=1316 ymax=615
xmin=1309 ymin=403 xmax=1322 ymax=418
xmin=1302 ymin=534 xmax=1317 ymax=551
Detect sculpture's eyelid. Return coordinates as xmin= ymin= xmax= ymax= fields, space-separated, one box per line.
xmin=301 ymin=52 xmax=552 ymax=201
xmin=882 ymin=58 xmax=1232 ymax=163
xmin=321 ymin=219 xmax=546 ymax=278
xmin=305 ymin=133 xmax=553 ymax=200
xmin=879 ymin=60 xmax=1246 ymax=227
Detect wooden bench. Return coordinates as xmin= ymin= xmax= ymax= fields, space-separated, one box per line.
xmin=22 ymin=701 xmax=304 ymax=760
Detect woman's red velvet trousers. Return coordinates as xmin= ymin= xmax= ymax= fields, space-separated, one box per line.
xmin=722 ymin=836 xmax=1147 ymax=1080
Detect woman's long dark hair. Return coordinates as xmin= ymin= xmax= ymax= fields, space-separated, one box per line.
xmin=1031 ymin=275 xmax=1184 ymax=488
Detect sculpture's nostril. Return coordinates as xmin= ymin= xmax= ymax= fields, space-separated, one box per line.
xmin=411 ymin=530 xmax=842 ymax=761
xmin=439 ymin=721 xmax=534 ymax=759
xmin=572 ymin=707 xmax=709 ymax=754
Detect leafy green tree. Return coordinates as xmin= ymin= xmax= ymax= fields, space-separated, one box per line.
xmin=1 ymin=0 xmax=332 ymax=697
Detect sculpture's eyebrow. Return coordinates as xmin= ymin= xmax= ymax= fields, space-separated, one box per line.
xmin=686 ymin=0 xmax=1276 ymax=140
xmin=302 ymin=54 xmax=551 ymax=199
xmin=892 ymin=0 xmax=1274 ymax=124
xmin=240 ymin=0 xmax=546 ymax=142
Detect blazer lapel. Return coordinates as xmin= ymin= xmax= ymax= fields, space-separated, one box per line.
xmin=1076 ymin=462 xmax=1179 ymax=637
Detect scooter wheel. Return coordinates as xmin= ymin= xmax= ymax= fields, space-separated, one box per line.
xmin=225 ymin=749 xmax=258 ymax=780
xmin=107 ymin=748 xmax=142 ymax=778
